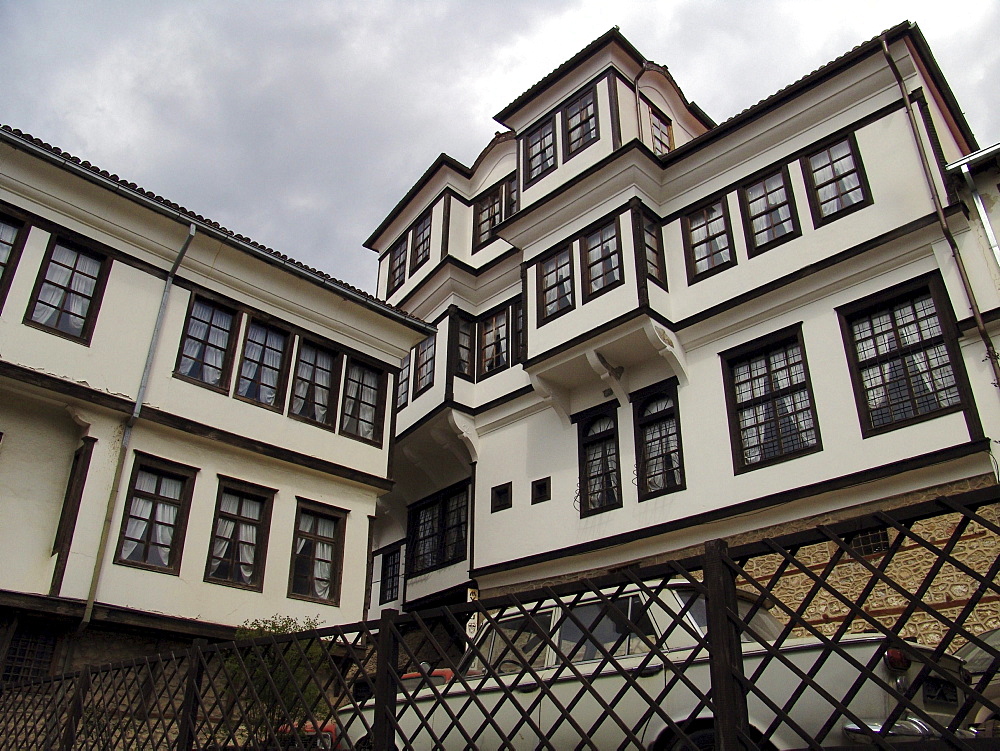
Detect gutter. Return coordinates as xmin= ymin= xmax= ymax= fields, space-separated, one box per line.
xmin=81 ymin=224 xmax=196 ymax=628
xmin=945 ymin=146 xmax=1000 ymax=270
xmin=880 ymin=38 xmax=1000 ymax=397
xmin=0 ymin=127 xmax=433 ymax=337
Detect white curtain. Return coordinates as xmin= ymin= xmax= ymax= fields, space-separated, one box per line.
xmin=209 ymin=493 xmax=240 ymax=577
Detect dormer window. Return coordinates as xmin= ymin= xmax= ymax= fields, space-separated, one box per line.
xmin=562 ymin=86 xmax=598 ymax=161
xmin=409 ymin=211 xmax=432 ymax=273
xmin=524 ymin=116 xmax=556 ymax=186
xmin=649 ymin=107 xmax=673 ymax=157
xmin=386 ymin=238 xmax=407 ymax=296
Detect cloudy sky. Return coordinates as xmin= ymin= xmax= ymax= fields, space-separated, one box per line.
xmin=1 ymin=1 xmax=997 ymax=293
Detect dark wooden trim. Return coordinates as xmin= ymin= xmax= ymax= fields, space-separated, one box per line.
xmin=606 ymin=70 xmax=622 ymax=151
xmin=405 ymin=480 xmax=471 ymax=578
xmin=468 ymin=460 xmax=477 ymax=577
xmin=402 ymin=579 xmax=474 ymax=612
xmin=171 ymin=291 xmax=241 ymax=396
xmin=737 ymin=163 xmax=802 ymax=257
xmin=391 ymin=247 xmax=522 ymax=310
xmin=112 ymin=452 xmax=199 ymax=577
xmin=286 ymin=337 xmax=345 ymax=432
xmin=521 ymin=114 xmax=558 ymax=189
xmin=720 ymin=323 xmax=823 ymax=474
xmin=0 ymin=211 xmax=29 ymax=314
xmin=203 ymin=476 xmax=275 ymax=592
xmin=630 ymin=377 xmax=685 ymax=500
xmin=524 ymin=307 xmax=646 ymax=368
xmin=286 ymin=498 xmax=348 ymax=607
xmin=339 ymin=356 xmax=390 ymax=449
xmin=138 ymin=405 xmax=393 ymax=490
xmin=630 ymin=199 xmax=650 ymax=307
xmin=410 ymin=334 xmax=436 ymax=400
xmin=574 ymin=400 xmax=623 ymax=518
xmin=579 ymin=213 xmax=626 ymax=304
xmin=440 ymin=193 xmax=451 ymax=262
xmin=22 ymin=233 xmax=113 ymax=346
xmin=392 ymin=385 xmax=536 ymax=444
xmin=408 ymin=208 xmax=433 ymax=275
xmin=49 ymin=437 xmax=98 ymax=596
xmin=472 ymin=438 xmax=992 ymax=578
xmin=0 ymin=360 xmax=134 ymax=413
xmin=232 ymin=317 xmax=294 ymax=414
xmin=535 ymin=243 xmax=576 ymax=327
xmin=800 ymin=131 xmax=874 ymax=229
xmin=912 ymin=88 xmax=956 ymax=205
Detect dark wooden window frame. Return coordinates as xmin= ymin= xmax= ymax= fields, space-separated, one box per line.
xmin=579 ymin=215 xmax=624 ymax=303
xmin=288 ymin=337 xmax=343 ymax=430
xmin=173 ymin=292 xmax=241 ymax=395
xmin=523 ymin=115 xmax=557 ymax=188
xmin=531 ymin=477 xmax=551 ymax=504
xmin=204 ymin=476 xmax=275 ymax=592
xmin=721 ymin=323 xmax=823 ymax=474
xmin=408 ymin=210 xmax=433 ymax=274
xmin=631 ymin=378 xmax=685 ymax=500
xmin=287 ymin=498 xmax=348 ymax=607
xmin=572 ymin=400 xmax=623 ymax=518
xmin=412 ymin=334 xmax=436 ymax=398
xmin=452 ymin=312 xmax=475 ymax=382
xmin=682 ymin=193 xmax=737 ymax=285
xmin=406 ymin=481 xmax=469 ymax=577
xmin=234 ymin=317 xmax=293 ymax=413
xmin=836 ymin=274 xmax=969 ymax=439
xmin=379 ymin=544 xmax=402 ymax=604
xmin=472 ymin=173 xmax=518 ymax=252
xmin=490 ymin=482 xmax=513 ymax=513
xmin=396 ymin=351 xmax=411 ymax=410
xmin=339 ymin=355 xmax=388 ymax=447
xmin=536 ymin=244 xmax=575 ymax=327
xmin=386 ymin=237 xmax=408 ymax=296
xmin=646 ymin=101 xmax=674 ymax=157
xmin=23 ymin=235 xmax=111 ymax=345
xmin=115 ymin=453 xmax=198 ymax=576
xmin=738 ymin=164 xmax=801 ymax=257
xmin=561 ymin=84 xmax=600 ymax=162
xmin=639 ymin=208 xmax=667 ymax=290
xmin=800 ymin=131 xmax=873 ymax=229
xmin=0 ymin=212 xmax=28 ymax=315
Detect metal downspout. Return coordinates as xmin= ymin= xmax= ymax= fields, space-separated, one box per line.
xmin=81 ymin=224 xmax=197 ymax=628
xmin=958 ymin=163 xmax=1000 ymax=269
xmin=880 ymin=38 xmax=1000 ymax=396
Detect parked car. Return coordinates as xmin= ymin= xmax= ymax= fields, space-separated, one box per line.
xmin=336 ymin=583 xmax=973 ymax=749
xmin=954 ymin=627 xmax=1000 ymax=736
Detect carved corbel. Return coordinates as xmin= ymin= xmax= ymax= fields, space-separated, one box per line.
xmin=445 ymin=411 xmax=480 ymax=464
xmin=528 ymin=371 xmax=571 ymax=425
xmin=586 ymin=350 xmax=628 ymax=405
xmin=645 ymin=324 xmax=689 ymax=386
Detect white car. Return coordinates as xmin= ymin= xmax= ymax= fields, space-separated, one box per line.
xmin=338 ymin=583 xmax=972 ymax=749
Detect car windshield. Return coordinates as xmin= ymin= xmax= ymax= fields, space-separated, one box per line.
xmin=676 ymin=588 xmax=784 ymax=642
xmin=954 ymin=629 xmax=1000 ymax=674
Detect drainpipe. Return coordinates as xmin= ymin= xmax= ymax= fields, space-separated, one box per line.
xmin=880 ymin=38 xmax=1000 ymax=396
xmin=81 ymin=224 xmax=197 ymax=628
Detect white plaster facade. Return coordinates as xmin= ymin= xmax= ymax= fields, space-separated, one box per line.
xmin=365 ymin=24 xmax=1000 ymax=613
xmin=0 ymin=127 xmax=430 ymax=676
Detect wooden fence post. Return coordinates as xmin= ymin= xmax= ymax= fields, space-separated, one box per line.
xmin=704 ymin=539 xmax=749 ymax=751
xmin=57 ymin=666 xmax=91 ymax=751
xmin=175 ymin=639 xmax=207 ymax=751
xmin=373 ymin=609 xmax=399 ymax=751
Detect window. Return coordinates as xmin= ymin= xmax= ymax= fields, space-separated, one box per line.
xmin=641 ymin=212 xmax=666 ymax=286
xmin=840 ymin=282 xmax=963 ymax=436
xmin=290 ymin=340 xmax=340 ymax=426
xmin=340 ymin=358 xmax=386 ymax=444
xmin=473 ymin=174 xmax=518 ymax=250
xmin=289 ymin=501 xmax=346 ymax=605
xmin=175 ymin=296 xmax=239 ymax=390
xmin=116 ymin=455 xmax=196 ymax=574
xmin=454 ymin=316 xmax=474 ymax=379
xmin=537 ymin=246 xmax=574 ymax=323
xmin=479 ymin=308 xmax=508 ymax=376
xmin=386 ymin=238 xmax=407 ymax=296
xmin=236 ymin=320 xmax=290 ymax=409
xmin=740 ymin=167 xmax=799 ymax=255
xmin=581 ymin=219 xmax=622 ymax=300
xmin=409 ymin=211 xmax=432 ymax=273
xmin=724 ymin=327 xmax=821 ymax=472
xmin=396 ymin=352 xmax=410 ymax=409
xmin=407 ymin=484 xmax=468 ymax=576
xmin=0 ymin=216 xmax=26 ymax=310
xmin=0 ymin=623 xmax=57 ymax=685
xmin=632 ymin=381 xmax=684 ymax=499
xmin=524 ymin=116 xmax=556 ymax=185
xmin=413 ymin=334 xmax=436 ymax=396
xmin=379 ymin=547 xmax=401 ymax=604
xmin=802 ymin=134 xmax=871 ymax=226
xmin=491 ymin=482 xmax=513 ymax=513
xmin=26 ymin=239 xmax=109 ymax=343
xmin=649 ymin=107 xmax=673 ymax=156
xmin=511 ymin=299 xmax=524 ymax=366
xmin=575 ymin=404 xmax=622 ymax=516
xmin=531 ymin=477 xmax=551 ymax=504
xmin=205 ymin=480 xmax=273 ymax=590
xmin=562 ymin=86 xmax=599 ymax=160
xmin=683 ymin=197 xmax=735 ymax=282
xmin=850 ymin=527 xmax=891 ymax=556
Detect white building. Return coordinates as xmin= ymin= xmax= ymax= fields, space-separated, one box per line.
xmin=365 ymin=23 xmax=1000 ymax=613
xmin=0 ymin=124 xmax=430 ymax=679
